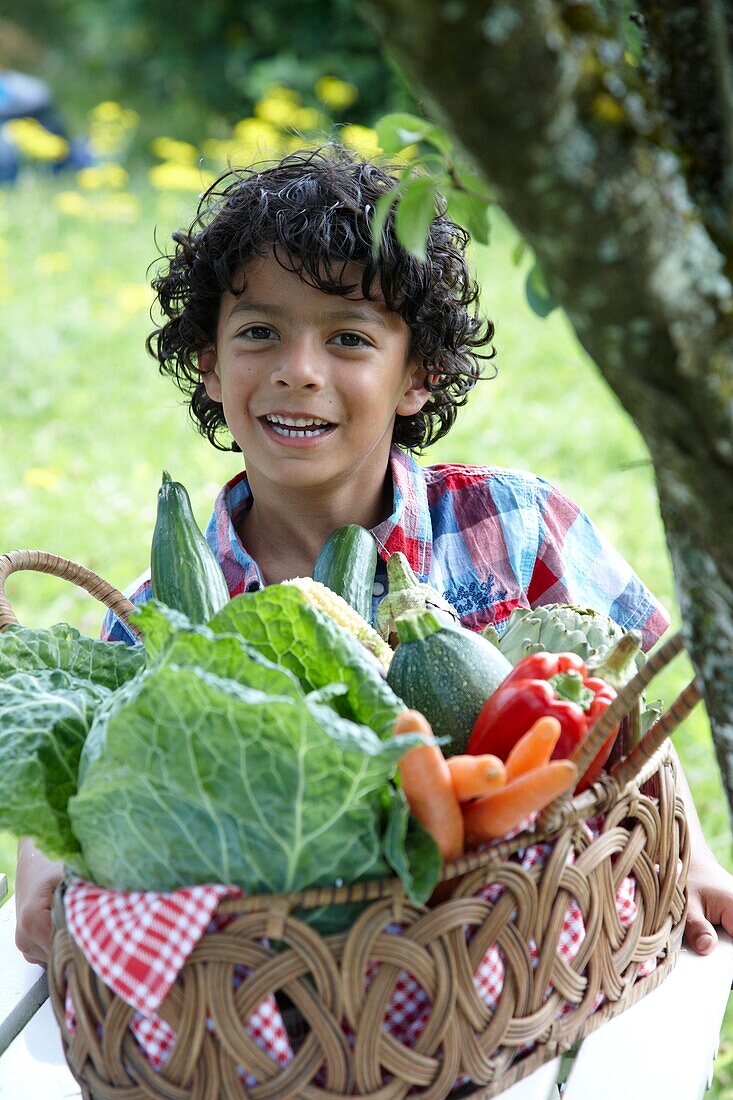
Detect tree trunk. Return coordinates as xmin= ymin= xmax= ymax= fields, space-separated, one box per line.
xmin=360 ymin=0 xmax=733 ymax=815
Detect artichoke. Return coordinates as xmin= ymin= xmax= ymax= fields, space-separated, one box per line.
xmin=484 ymin=603 xmax=643 ymax=669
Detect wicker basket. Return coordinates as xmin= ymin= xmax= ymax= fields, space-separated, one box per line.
xmin=1 ymin=550 xmax=697 ymax=1100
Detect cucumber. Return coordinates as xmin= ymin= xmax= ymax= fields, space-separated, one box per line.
xmin=150 ymin=470 xmax=230 ymax=623
xmin=312 ymin=524 xmax=378 ymax=623
xmin=386 ymin=608 xmax=512 ymax=756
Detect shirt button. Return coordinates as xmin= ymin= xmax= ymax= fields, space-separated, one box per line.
xmin=372 ymin=581 xmax=385 ymax=596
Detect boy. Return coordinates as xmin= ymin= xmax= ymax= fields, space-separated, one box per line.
xmin=15 ymin=146 xmax=733 ymax=964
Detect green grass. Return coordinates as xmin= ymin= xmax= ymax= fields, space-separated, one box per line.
xmin=0 ymin=170 xmax=731 ymax=1093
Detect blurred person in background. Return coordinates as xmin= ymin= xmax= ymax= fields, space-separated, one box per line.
xmin=0 ymin=66 xmax=92 ymax=182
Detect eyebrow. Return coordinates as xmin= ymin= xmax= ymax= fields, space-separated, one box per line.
xmin=227 ymin=300 xmax=390 ymax=329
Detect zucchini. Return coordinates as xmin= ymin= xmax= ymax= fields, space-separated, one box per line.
xmin=150 ymin=470 xmax=230 ymax=623
xmin=386 ymin=608 xmax=512 ymax=756
xmin=312 ymin=524 xmax=378 ymax=623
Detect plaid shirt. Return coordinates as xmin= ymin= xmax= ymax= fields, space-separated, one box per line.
xmin=102 ymin=446 xmax=669 ymax=649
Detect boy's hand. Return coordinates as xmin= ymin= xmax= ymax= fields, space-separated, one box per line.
xmin=14 ymin=837 xmax=64 ymax=967
xmin=685 ymin=845 xmax=733 ymax=955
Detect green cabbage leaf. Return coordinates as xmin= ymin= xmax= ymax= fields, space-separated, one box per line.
xmin=0 ymin=591 xmax=440 ymax=914
xmin=0 ymin=622 xmax=144 ymax=688
xmin=0 ymin=668 xmax=106 ymax=863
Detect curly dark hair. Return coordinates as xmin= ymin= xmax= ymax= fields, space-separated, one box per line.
xmin=147 ymin=145 xmax=495 ymax=452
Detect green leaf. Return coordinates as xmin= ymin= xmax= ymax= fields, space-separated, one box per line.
xmin=131 ymin=600 xmax=302 ymax=697
xmin=0 ymin=669 xmax=108 ymax=860
xmin=445 ymin=187 xmax=490 ymax=245
xmin=209 ymin=586 xmax=404 ymax=738
xmin=641 ymin=698 xmax=663 ymax=736
xmin=370 ymin=185 xmax=401 ymax=259
xmin=0 ymin=623 xmax=145 ymax=689
xmin=525 ymin=261 xmax=558 ymax=318
xmin=394 ymin=178 xmax=438 ymax=261
xmin=375 ymin=112 xmax=435 ymax=155
xmin=383 ymin=785 xmax=441 ymax=906
xmin=511 ymin=238 xmax=529 ymax=266
xmin=421 ymin=127 xmax=453 ymax=155
xmin=70 ymin=664 xmax=423 ymax=900
xmin=453 ymin=169 xmax=493 ymax=202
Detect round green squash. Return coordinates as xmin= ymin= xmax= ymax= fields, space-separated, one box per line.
xmin=386 ymin=608 xmax=512 ymax=755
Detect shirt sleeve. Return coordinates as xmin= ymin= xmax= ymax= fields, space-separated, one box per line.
xmin=99 ymin=571 xmax=153 ymax=645
xmin=525 ymin=475 xmax=670 ymax=652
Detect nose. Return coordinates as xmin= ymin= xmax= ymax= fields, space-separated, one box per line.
xmin=270 ymin=335 xmax=325 ymax=390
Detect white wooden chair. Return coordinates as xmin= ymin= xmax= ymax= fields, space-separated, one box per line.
xmin=1 ymin=873 xmax=732 ymax=1100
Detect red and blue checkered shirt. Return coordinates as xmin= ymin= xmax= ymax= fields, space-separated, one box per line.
xmin=102 ymin=446 xmax=669 ymax=649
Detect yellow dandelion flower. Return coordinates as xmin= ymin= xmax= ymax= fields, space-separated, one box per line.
xmin=36 ymin=252 xmax=72 ymax=276
xmin=255 ymin=96 xmax=302 ymax=129
xmin=151 ymin=137 xmax=199 ymax=165
xmin=291 ymin=107 xmax=325 ymax=132
xmin=88 ymin=104 xmax=138 ymax=158
xmin=89 ymin=101 xmax=125 ymax=122
xmin=396 ymin=144 xmax=420 ymax=163
xmin=23 ymin=467 xmax=63 ymax=491
xmin=232 ymin=117 xmax=281 ymax=144
xmin=76 ymin=163 xmax=129 ymax=190
xmin=116 ymin=284 xmax=153 ymax=313
xmin=202 ymin=137 xmax=268 ymax=168
xmin=148 ymin=161 xmax=216 ymax=192
xmin=315 ymin=76 xmax=358 ymax=111
xmin=88 ymin=121 xmax=127 ymax=158
xmin=54 ymin=191 xmax=88 ymax=217
xmin=201 ymin=138 xmax=236 ymax=165
xmin=284 ymin=135 xmax=322 ymax=155
xmin=120 ymin=108 xmax=140 ymax=129
xmin=98 ymin=193 xmax=141 ymax=222
xmin=340 ymin=125 xmax=382 ymax=159
xmin=5 ymin=118 xmax=69 ymax=162
xmin=264 ymin=84 xmax=301 ymax=105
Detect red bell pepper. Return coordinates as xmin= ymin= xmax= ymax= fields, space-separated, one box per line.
xmin=466 ymin=651 xmax=618 ymax=792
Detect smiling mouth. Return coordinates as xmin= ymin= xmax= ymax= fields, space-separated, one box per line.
xmin=261 ymin=414 xmax=335 ymax=438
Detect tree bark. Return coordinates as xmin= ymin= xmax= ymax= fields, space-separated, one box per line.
xmin=360 ymin=0 xmax=733 ymax=816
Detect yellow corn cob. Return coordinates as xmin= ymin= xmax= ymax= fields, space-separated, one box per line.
xmin=283 ymin=577 xmax=392 ymax=670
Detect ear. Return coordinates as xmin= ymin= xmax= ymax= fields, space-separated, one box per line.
xmin=198 ymin=347 xmax=222 ymax=401
xmin=395 ymin=363 xmax=434 ymax=417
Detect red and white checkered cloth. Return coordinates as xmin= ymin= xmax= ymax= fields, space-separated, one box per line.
xmin=63 ymin=819 xmax=663 ymax=1088
xmin=63 ymin=880 xmax=292 ymax=1083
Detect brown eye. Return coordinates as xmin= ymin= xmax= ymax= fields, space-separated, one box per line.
xmin=242 ymin=325 xmax=278 ymax=340
xmin=332 ymin=332 xmax=369 ymax=348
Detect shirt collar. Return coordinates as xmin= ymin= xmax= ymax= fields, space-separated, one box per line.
xmin=206 ymin=445 xmax=433 ymax=587
xmin=205 ymin=471 xmax=264 ymax=594
xmin=371 ymin=446 xmax=433 ymax=581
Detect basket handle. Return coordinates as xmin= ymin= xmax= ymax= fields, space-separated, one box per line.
xmin=538 ymin=629 xmax=701 ymax=830
xmin=0 ymin=550 xmax=141 ymax=639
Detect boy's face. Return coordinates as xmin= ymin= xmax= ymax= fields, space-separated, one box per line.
xmin=199 ymin=252 xmax=430 ymax=495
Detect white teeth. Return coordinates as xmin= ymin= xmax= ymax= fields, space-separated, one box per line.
xmin=266 ymin=415 xmax=330 ymax=427
xmin=264 ymin=414 xmax=333 ymax=438
xmin=265 ymin=416 xmax=332 ymax=438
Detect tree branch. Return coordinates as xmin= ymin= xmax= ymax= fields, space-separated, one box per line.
xmin=701 ymin=0 xmax=733 ymax=233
